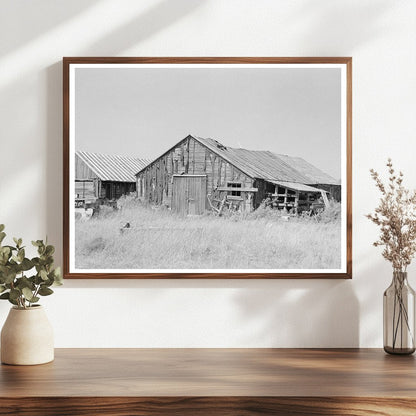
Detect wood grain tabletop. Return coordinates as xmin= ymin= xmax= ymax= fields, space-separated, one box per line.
xmin=1 ymin=348 xmax=415 ymax=415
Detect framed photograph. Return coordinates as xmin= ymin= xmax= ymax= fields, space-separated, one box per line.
xmin=63 ymin=57 xmax=352 ymax=279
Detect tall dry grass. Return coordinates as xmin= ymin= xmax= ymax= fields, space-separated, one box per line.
xmin=75 ymin=197 xmax=342 ymax=270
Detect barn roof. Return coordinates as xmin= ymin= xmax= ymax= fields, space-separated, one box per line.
xmin=76 ymin=151 xmax=150 ymax=182
xmin=273 ymin=154 xmax=339 ymax=185
xmin=193 ymin=136 xmax=338 ymax=185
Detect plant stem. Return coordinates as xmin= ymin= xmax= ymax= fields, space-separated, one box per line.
xmin=392 ymin=286 xmax=397 ymax=346
xmin=391 ymin=275 xmax=414 ymax=350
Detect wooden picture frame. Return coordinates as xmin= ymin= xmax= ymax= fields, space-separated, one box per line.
xmin=63 ymin=57 xmax=352 ymax=279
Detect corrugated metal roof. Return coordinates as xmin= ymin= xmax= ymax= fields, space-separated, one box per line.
xmin=270 ymin=181 xmax=328 ymax=193
xmin=76 ymin=151 xmax=151 ymax=182
xmin=193 ymin=136 xmax=338 ymax=185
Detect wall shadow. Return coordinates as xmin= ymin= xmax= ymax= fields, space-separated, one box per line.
xmin=289 ymin=0 xmax=393 ymax=52
xmin=232 ymin=279 xmax=359 ymax=347
xmin=46 ymin=62 xmax=63 ymax=263
xmin=81 ymin=0 xmax=206 ymax=56
xmin=0 ymin=0 xmax=101 ymax=57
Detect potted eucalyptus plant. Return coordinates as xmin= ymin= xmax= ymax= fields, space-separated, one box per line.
xmin=0 ymin=224 xmax=62 ymax=365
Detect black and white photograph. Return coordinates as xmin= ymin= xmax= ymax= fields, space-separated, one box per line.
xmin=64 ymin=58 xmax=351 ymax=278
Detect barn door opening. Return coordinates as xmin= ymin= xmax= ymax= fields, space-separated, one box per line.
xmin=172 ymin=175 xmax=207 ymax=215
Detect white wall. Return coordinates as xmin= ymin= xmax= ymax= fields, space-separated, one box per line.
xmin=1 ymin=0 xmax=415 ymax=347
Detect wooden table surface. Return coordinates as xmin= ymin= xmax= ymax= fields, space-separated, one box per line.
xmin=1 ymin=348 xmax=415 ymax=415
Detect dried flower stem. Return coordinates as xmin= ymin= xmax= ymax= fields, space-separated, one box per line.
xmin=366 ymin=159 xmax=416 ymax=272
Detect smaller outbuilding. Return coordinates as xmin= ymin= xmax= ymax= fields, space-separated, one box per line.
xmin=75 ymin=151 xmax=150 ymax=206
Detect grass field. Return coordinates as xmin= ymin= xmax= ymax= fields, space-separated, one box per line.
xmin=75 ymin=198 xmax=342 ymax=270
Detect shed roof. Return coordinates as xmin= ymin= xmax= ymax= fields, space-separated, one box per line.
xmin=270 ymin=181 xmax=328 ymax=193
xmin=193 ymin=136 xmax=338 ymax=185
xmin=76 ymin=151 xmax=150 ymax=182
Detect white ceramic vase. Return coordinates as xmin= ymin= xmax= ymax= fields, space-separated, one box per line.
xmin=1 ymin=305 xmax=54 ymax=365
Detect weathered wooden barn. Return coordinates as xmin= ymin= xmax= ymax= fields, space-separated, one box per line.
xmin=75 ymin=151 xmax=150 ymax=204
xmin=135 ymin=135 xmax=340 ymax=215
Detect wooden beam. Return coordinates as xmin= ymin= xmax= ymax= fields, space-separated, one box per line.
xmin=217 ymin=187 xmax=258 ymax=192
xmin=226 ymin=195 xmax=244 ymax=201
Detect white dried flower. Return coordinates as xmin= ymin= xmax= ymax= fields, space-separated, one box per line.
xmin=367 ymin=159 xmax=416 ymax=272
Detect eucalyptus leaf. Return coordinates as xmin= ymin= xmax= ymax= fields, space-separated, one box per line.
xmin=0 ymin=246 xmax=10 ymax=255
xmin=17 ymin=276 xmax=35 ymax=290
xmin=0 ymin=232 xmax=5 ymax=244
xmin=3 ymin=272 xmax=16 ymax=284
xmin=8 ymin=297 xmax=18 ymax=306
xmin=34 ymin=275 xmax=43 ymax=285
xmin=39 ymin=269 xmax=48 ymax=281
xmin=22 ymin=287 xmax=34 ymax=301
xmin=3 ymin=245 xmax=17 ymax=252
xmin=44 ymin=256 xmax=54 ymax=264
xmin=53 ymin=267 xmax=63 ymax=285
xmin=0 ymin=224 xmax=4 ymax=232
xmin=0 ymin=250 xmax=9 ymax=265
xmin=38 ymin=287 xmax=53 ymax=296
xmin=53 ymin=266 xmax=62 ymax=278
xmin=43 ymin=276 xmax=54 ymax=287
xmin=17 ymin=248 xmax=25 ymax=263
xmin=0 ymin=292 xmax=9 ymax=299
xmin=20 ymin=258 xmax=33 ymax=271
xmin=45 ymin=245 xmax=55 ymax=256
xmin=9 ymin=288 xmax=21 ymax=301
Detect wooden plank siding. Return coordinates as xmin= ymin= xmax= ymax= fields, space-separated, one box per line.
xmin=75 ymin=180 xmax=96 ymax=200
xmin=137 ymin=136 xmax=256 ymax=213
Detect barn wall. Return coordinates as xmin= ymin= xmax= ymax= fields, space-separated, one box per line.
xmin=137 ymin=137 xmax=255 ymax=211
xmin=75 ymin=180 xmax=95 ymax=200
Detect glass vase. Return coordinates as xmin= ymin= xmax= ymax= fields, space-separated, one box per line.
xmin=383 ymin=271 xmax=415 ymax=355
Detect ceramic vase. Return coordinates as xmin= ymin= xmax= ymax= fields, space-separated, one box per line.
xmin=1 ymin=305 xmax=54 ymax=365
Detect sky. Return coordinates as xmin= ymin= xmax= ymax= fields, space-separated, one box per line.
xmin=74 ymin=65 xmax=342 ymax=180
